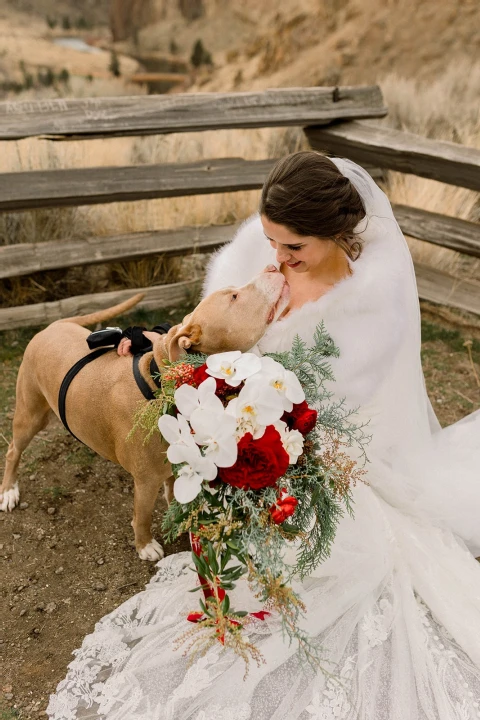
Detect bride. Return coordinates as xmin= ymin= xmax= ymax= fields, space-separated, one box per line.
xmin=47 ymin=152 xmax=480 ymax=720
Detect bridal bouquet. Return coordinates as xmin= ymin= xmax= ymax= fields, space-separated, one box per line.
xmin=135 ymin=324 xmax=368 ymax=669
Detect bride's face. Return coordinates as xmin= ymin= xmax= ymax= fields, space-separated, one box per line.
xmin=261 ymin=215 xmax=337 ymax=274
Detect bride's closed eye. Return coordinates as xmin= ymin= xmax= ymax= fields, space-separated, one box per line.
xmin=266 ymin=236 xmax=303 ymax=252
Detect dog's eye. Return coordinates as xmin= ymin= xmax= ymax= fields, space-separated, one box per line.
xmin=231 ymin=294 xmax=238 ymax=301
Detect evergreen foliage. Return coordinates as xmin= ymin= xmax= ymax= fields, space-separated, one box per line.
xmin=153 ymin=323 xmax=370 ymax=668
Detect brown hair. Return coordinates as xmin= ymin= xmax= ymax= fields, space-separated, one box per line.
xmin=260 ymin=151 xmax=366 ymax=261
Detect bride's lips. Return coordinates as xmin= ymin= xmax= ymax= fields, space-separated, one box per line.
xmin=286 ymin=260 xmax=301 ymax=268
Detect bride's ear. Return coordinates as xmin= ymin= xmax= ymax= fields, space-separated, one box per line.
xmin=166 ymin=322 xmax=202 ymax=362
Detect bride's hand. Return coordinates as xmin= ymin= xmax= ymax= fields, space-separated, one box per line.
xmin=117 ymin=337 xmax=132 ymax=356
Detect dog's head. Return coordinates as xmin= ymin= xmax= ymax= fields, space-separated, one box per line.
xmin=159 ymin=266 xmax=289 ymax=362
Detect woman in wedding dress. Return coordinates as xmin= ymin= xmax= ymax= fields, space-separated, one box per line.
xmin=47 ymin=152 xmax=480 ymax=720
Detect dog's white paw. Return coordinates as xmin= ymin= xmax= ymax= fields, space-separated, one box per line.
xmin=138 ymin=539 xmax=164 ymax=561
xmin=0 ymin=483 xmax=20 ymax=512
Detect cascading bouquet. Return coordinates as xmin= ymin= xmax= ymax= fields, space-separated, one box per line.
xmin=135 ymin=324 xmax=368 ymax=669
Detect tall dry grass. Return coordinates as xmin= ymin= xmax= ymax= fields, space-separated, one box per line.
xmin=0 ymin=126 xmax=306 ymax=305
xmin=378 ymin=60 xmax=480 ymax=279
xmin=1 ymin=60 xmax=479 ymax=307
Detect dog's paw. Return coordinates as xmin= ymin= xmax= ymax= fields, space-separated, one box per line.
xmin=138 ymin=539 xmax=164 ymax=561
xmin=0 ymin=483 xmax=20 ymax=512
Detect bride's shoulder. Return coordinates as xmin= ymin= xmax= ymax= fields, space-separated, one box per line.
xmin=330 ymin=235 xmax=405 ymax=317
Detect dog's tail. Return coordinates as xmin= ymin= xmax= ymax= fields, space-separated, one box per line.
xmin=54 ymin=293 xmax=145 ymax=327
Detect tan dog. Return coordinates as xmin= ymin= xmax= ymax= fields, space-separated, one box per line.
xmin=0 ymin=267 xmax=289 ymax=560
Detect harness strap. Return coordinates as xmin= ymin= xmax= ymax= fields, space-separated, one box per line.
xmin=149 ymin=356 xmax=161 ymax=388
xmin=59 ymin=348 xmax=163 ymax=443
xmin=58 ymin=347 xmax=112 ymax=443
xmin=132 ymin=353 xmax=161 ymax=401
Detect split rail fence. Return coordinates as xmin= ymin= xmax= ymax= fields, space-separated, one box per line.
xmin=0 ymin=86 xmax=479 ymax=331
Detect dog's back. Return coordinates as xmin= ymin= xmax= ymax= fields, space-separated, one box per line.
xmin=15 ymin=293 xmax=153 ymax=460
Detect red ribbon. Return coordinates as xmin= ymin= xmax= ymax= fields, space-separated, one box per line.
xmin=189 ymin=531 xmax=225 ymax=602
xmin=187 ymin=532 xmax=270 ymax=642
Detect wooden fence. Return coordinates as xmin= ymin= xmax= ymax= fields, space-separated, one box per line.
xmin=0 ymin=85 xmax=479 ymax=331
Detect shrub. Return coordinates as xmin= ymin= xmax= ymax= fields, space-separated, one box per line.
xmin=76 ymin=17 xmax=89 ymax=30
xmin=190 ymin=39 xmax=213 ymax=68
xmin=109 ymin=50 xmax=121 ymax=77
xmin=19 ymin=61 xmax=34 ymax=90
xmin=58 ymin=68 xmax=70 ymax=84
xmin=37 ymin=67 xmax=55 ymax=87
xmin=62 ymin=15 xmax=71 ymax=30
xmin=46 ymin=15 xmax=57 ymax=29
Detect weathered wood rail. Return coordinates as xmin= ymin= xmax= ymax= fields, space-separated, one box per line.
xmin=0 ymin=85 xmax=478 ymax=330
xmin=0 ymin=281 xmax=201 ymax=331
xmin=0 ymin=86 xmax=386 ymax=140
xmin=1 ymin=208 xmax=479 ymax=281
xmin=306 ymin=122 xmax=480 ymax=191
xmin=0 ymin=158 xmax=277 ymax=211
xmin=0 ymin=224 xmax=240 ymax=279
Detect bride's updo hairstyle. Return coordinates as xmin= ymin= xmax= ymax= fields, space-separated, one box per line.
xmin=260 ymin=150 xmax=366 ymax=261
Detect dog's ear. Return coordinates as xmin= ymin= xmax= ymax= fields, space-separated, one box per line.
xmin=167 ymin=323 xmax=202 ymax=362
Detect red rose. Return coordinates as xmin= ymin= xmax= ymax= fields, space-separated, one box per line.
xmin=282 ymin=400 xmax=317 ymax=436
xmin=218 ymin=426 xmax=289 ymax=491
xmin=269 ymin=494 xmax=298 ymax=524
xmin=193 ymin=364 xmax=228 ymax=395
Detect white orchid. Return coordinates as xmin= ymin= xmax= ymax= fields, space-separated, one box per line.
xmin=206 ymin=351 xmax=261 ymax=387
xmin=274 ymin=420 xmax=305 ymax=464
xmin=158 ymin=435 xmax=217 ymax=504
xmin=173 ymin=464 xmax=205 ymax=504
xmin=158 ymin=412 xmax=197 ymax=458
xmin=190 ymin=409 xmax=238 ymax=468
xmin=174 ymin=377 xmax=223 ymax=420
xmin=246 ymin=356 xmax=305 ymax=411
xmin=227 ymin=382 xmax=284 ymax=439
xmin=158 ymin=413 xmax=218 ymax=475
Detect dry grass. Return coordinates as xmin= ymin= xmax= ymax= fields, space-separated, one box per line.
xmin=378 ymin=61 xmax=480 ymax=279
xmin=0 ymin=125 xmax=306 ymax=306
xmin=110 ymin=256 xmax=184 ymax=289
xmin=0 ymin=60 xmax=479 ymax=308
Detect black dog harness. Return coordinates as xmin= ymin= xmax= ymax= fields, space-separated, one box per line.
xmin=132 ymin=352 xmax=162 ymax=402
xmin=58 ymin=325 xmax=168 ymax=443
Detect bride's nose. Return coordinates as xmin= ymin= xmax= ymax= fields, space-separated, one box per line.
xmin=276 ymin=247 xmax=292 ymax=264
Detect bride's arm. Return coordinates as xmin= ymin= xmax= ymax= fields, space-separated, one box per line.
xmin=328 ymin=297 xmax=407 ymax=408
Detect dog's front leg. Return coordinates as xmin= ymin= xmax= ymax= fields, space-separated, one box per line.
xmin=131 ymin=474 xmax=165 ymax=561
xmin=164 ymin=475 xmax=174 ymax=505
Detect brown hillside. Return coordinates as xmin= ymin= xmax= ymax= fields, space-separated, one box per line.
xmin=107 ymin=0 xmax=480 ymax=91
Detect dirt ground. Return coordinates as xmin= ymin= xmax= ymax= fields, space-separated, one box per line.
xmin=1 ymin=303 xmax=480 ymax=719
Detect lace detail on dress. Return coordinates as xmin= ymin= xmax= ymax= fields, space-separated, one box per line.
xmin=46 ymin=553 xmax=192 ymax=720
xmin=194 ymin=703 xmax=251 ymax=719
xmin=305 ymin=656 xmax=355 ymax=719
xmin=46 ymin=631 xmax=130 ymax=720
xmin=164 ymin=649 xmax=229 ymax=719
xmin=47 ymin=549 xmax=480 ymax=720
xmin=92 ymin=675 xmax=143 ymax=716
xmin=416 ymin=598 xmax=480 ymax=720
xmin=146 ymin=554 xmax=191 ymax=587
xmin=361 ymin=598 xmax=393 ymax=648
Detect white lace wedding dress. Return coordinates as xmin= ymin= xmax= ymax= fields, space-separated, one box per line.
xmin=47 ymin=160 xmax=480 ymax=720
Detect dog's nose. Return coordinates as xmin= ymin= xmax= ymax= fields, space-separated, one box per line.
xmin=263 ymin=265 xmax=278 ymax=273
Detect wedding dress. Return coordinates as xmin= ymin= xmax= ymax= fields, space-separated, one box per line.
xmin=47 ymin=159 xmax=480 ymax=720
